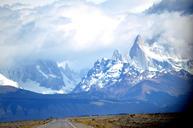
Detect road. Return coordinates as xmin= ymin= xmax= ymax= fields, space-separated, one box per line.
xmin=35 ymin=119 xmax=93 ymax=128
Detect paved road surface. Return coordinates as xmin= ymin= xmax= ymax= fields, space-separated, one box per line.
xmin=35 ymin=119 xmax=93 ymax=128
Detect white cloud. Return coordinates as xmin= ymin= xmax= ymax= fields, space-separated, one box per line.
xmin=0 ymin=0 xmax=192 ymax=69
xmin=57 ymin=4 xmax=120 ymax=51
xmin=0 ymin=0 xmax=57 ymax=8
xmin=86 ymin=0 xmax=107 ymax=4
xmin=100 ymin=0 xmax=161 ymax=13
xmin=117 ymin=12 xmax=193 ymax=59
xmin=147 ymin=0 xmax=193 ymax=14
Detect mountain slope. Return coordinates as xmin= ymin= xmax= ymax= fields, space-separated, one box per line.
xmin=74 ymin=35 xmax=193 ymax=105
xmin=0 ymin=34 xmax=193 ymax=121
xmin=0 ymin=60 xmax=81 ymax=94
xmin=57 ymin=63 xmax=81 ymax=93
xmin=129 ymin=35 xmax=176 ymax=71
xmin=0 ymin=86 xmax=187 ymax=122
xmin=0 ymin=73 xmax=19 ymax=88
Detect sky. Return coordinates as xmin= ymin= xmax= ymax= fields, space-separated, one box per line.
xmin=0 ymin=0 xmax=193 ymax=70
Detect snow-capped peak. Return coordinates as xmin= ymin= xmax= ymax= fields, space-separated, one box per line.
xmin=129 ymin=35 xmax=144 ymax=57
xmin=75 ymin=34 xmax=192 ymax=93
xmin=128 ymin=35 xmax=185 ymax=72
xmin=0 ymin=73 xmax=19 ymax=88
xmin=129 ymin=35 xmax=148 ymax=70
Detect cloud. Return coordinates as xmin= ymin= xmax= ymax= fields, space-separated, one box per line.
xmin=0 ymin=0 xmax=57 ymax=8
xmin=86 ymin=0 xmax=107 ymax=4
xmin=99 ymin=0 xmax=161 ymax=13
xmin=54 ymin=3 xmax=120 ymax=51
xmin=0 ymin=0 xmax=192 ymax=69
xmin=147 ymin=0 xmax=193 ymax=14
xmin=0 ymin=1 xmax=122 ymax=68
xmin=117 ymin=12 xmax=193 ymax=59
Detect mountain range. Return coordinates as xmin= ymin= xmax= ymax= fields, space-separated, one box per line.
xmin=0 ymin=60 xmax=82 ymax=94
xmin=0 ymin=35 xmax=192 ymax=121
xmin=74 ymin=35 xmax=193 ymax=98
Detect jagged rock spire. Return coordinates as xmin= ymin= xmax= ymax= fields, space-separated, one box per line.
xmin=112 ymin=49 xmax=122 ymax=61
xmin=129 ymin=35 xmax=144 ymax=59
xmin=129 ymin=35 xmax=148 ymax=70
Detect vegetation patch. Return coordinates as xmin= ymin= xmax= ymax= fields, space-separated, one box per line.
xmin=0 ymin=118 xmax=52 ymax=128
xmin=70 ymin=113 xmax=181 ymax=128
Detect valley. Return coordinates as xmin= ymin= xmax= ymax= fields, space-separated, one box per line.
xmin=0 ymin=35 xmax=193 ymax=122
xmin=0 ymin=113 xmax=185 ymax=128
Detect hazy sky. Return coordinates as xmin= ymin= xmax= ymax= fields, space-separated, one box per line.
xmin=0 ymin=0 xmax=192 ymax=70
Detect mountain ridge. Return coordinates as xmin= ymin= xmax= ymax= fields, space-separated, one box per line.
xmin=0 ymin=60 xmax=81 ymax=94
xmin=0 ymin=35 xmax=193 ymax=121
xmin=74 ymin=35 xmax=193 ymax=100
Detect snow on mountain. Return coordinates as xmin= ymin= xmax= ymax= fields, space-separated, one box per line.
xmin=0 ymin=60 xmax=81 ymax=94
xmin=129 ymin=35 xmax=147 ymax=70
xmin=130 ymin=35 xmax=173 ymax=71
xmin=57 ymin=62 xmax=81 ymax=93
xmin=0 ymin=35 xmax=191 ymax=96
xmin=129 ymin=35 xmax=189 ymax=73
xmin=74 ymin=35 xmax=193 ymax=98
xmin=74 ymin=52 xmax=125 ymax=92
xmin=0 ymin=73 xmax=19 ymax=88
